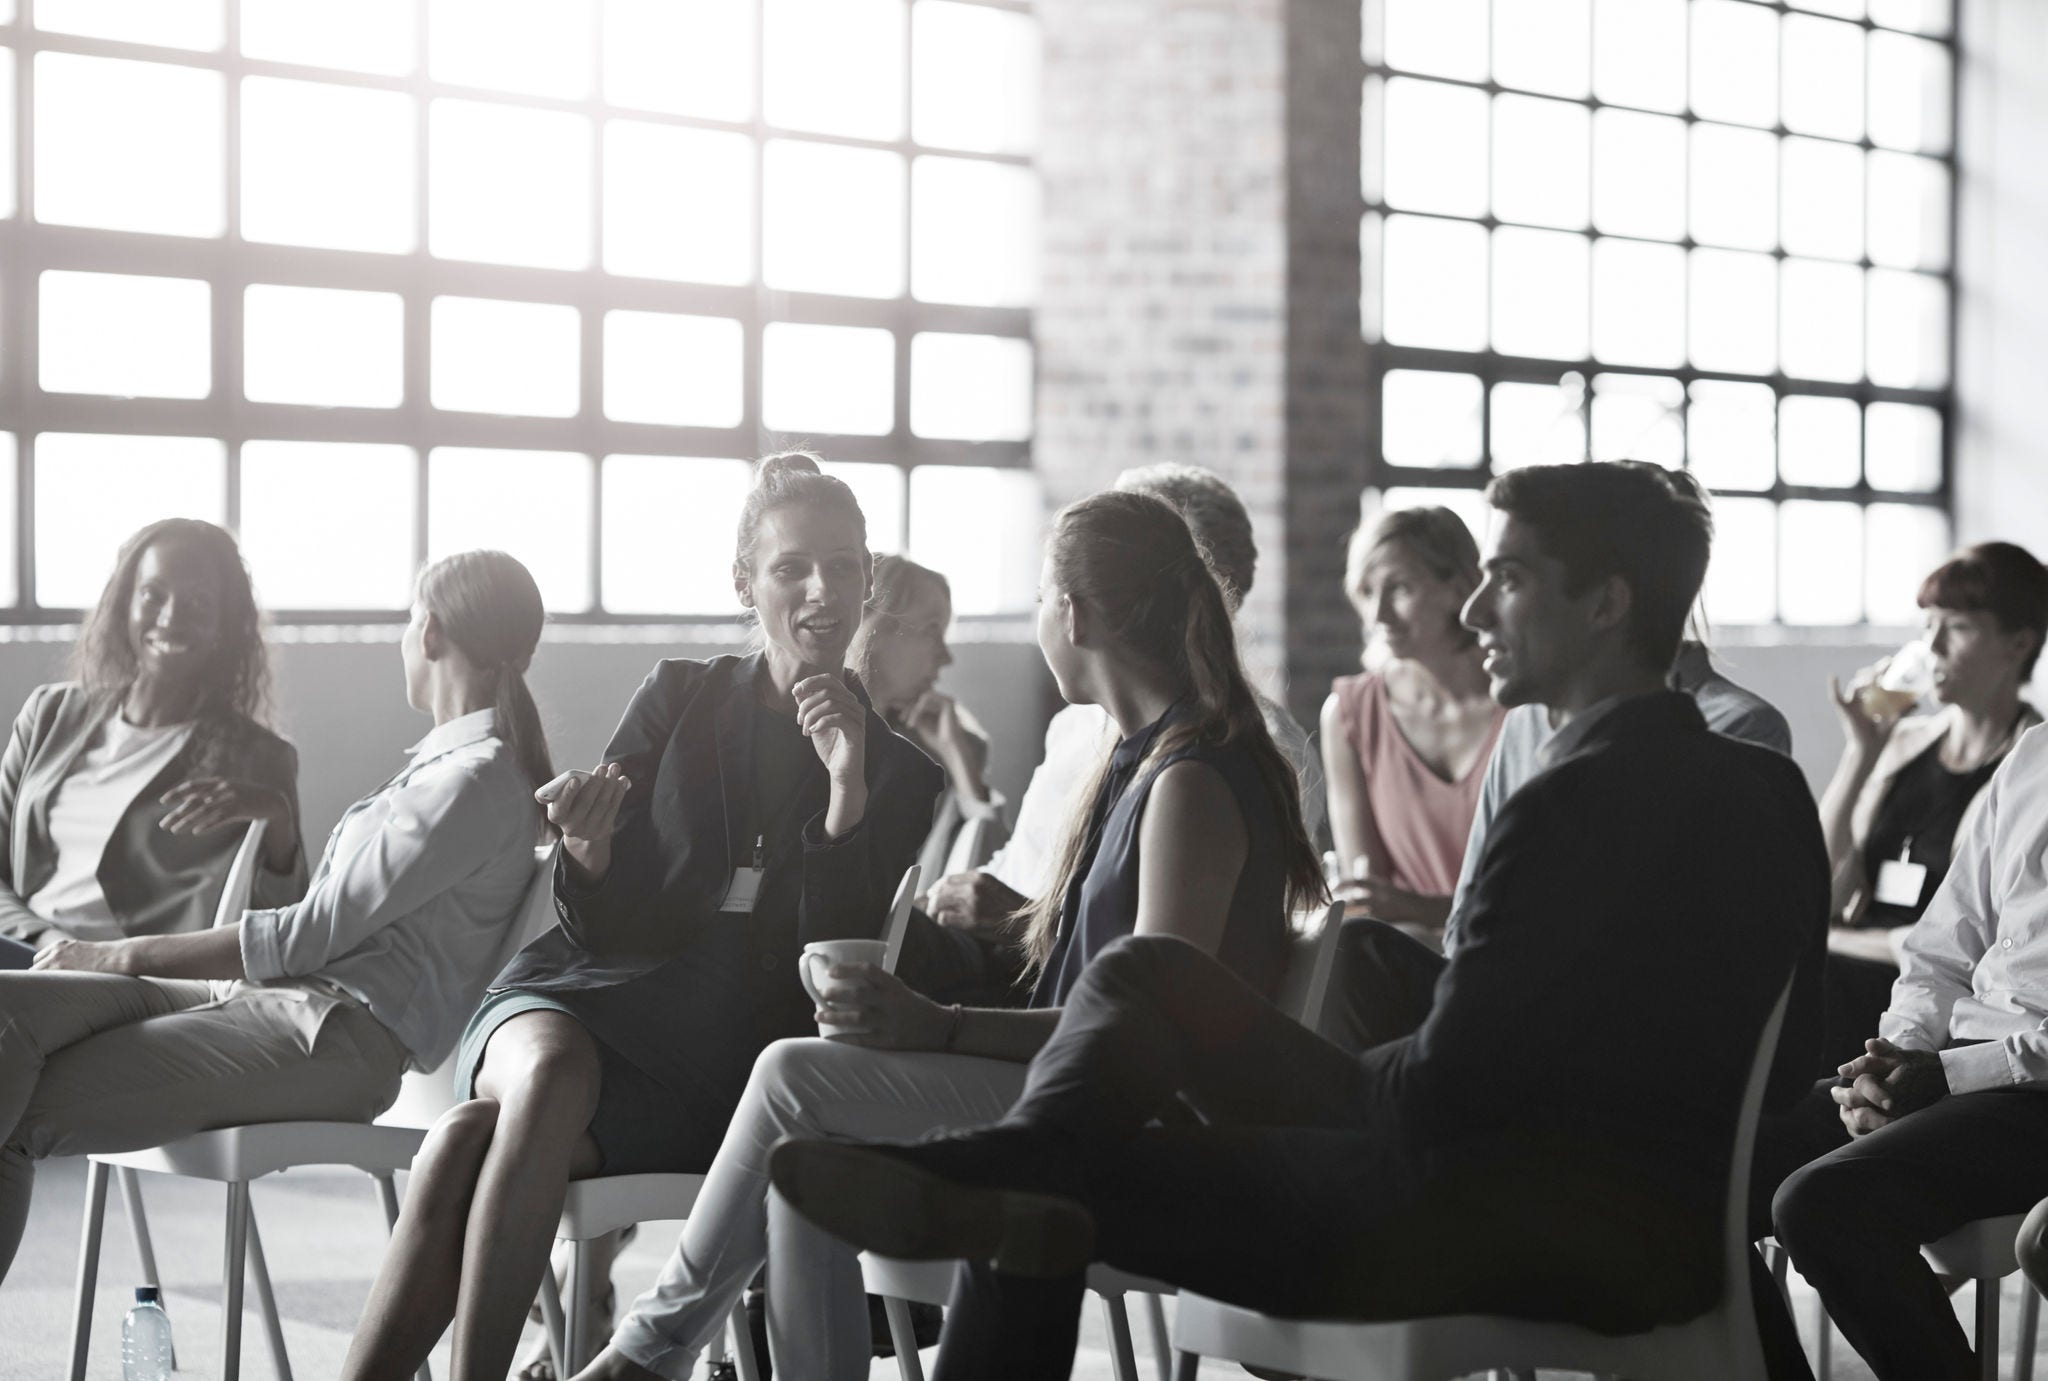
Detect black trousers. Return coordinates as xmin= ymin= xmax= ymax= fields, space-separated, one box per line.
xmin=930 ymin=935 xmax=1722 ymax=1380
xmin=1750 ymin=1077 xmax=2048 ymax=1381
xmin=1332 ymin=917 xmax=1448 ymax=1053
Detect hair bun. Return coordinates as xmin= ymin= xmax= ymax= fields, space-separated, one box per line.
xmin=755 ymin=451 xmax=824 ymax=486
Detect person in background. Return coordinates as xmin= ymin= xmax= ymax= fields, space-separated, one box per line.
xmin=929 ymin=463 xmax=1322 ymax=938
xmin=1813 ymin=542 xmax=2046 ymax=1073
xmin=0 ymin=549 xmax=551 ymax=1279
xmin=0 ymin=517 xmax=305 ymax=970
xmin=1337 ymin=473 xmax=1791 ymax=1052
xmin=341 ymin=455 xmax=942 ymax=1381
xmin=1320 ymin=506 xmax=1501 ymax=942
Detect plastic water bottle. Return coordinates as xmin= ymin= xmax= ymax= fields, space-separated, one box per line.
xmin=121 ymin=1286 xmax=174 ymax=1381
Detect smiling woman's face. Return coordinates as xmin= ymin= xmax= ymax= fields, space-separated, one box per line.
xmin=125 ymin=536 xmax=224 ymax=695
xmin=741 ymin=503 xmax=872 ymax=673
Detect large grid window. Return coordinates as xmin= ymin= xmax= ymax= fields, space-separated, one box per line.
xmin=0 ymin=0 xmax=1042 ymax=620
xmin=1362 ymin=0 xmax=1956 ymax=626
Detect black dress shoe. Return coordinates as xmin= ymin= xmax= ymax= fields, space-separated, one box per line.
xmin=768 ymin=1137 xmax=1097 ymax=1279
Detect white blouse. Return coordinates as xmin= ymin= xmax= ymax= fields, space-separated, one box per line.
xmin=28 ymin=715 xmax=194 ymax=940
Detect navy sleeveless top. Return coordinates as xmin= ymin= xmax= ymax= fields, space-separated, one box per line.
xmin=1030 ymin=702 xmax=1292 ymax=1008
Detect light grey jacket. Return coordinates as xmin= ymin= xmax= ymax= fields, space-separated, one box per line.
xmin=0 ymin=681 xmax=308 ymax=945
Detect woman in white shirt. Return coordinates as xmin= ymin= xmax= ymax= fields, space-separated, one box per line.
xmin=0 ymin=549 xmax=552 ymax=1282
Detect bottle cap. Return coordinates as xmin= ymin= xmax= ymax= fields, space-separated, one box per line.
xmin=134 ymin=1285 xmax=160 ymax=1304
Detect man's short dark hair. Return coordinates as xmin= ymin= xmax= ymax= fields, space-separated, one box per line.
xmin=1484 ymin=461 xmax=1713 ymax=672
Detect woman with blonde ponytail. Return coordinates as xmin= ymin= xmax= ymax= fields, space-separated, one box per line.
xmin=566 ymin=488 xmax=1323 ymax=1381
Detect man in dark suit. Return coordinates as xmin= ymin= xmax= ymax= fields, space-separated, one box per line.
xmin=768 ymin=462 xmax=1832 ymax=1380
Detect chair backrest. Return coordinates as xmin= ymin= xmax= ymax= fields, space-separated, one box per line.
xmin=881 ymin=863 xmax=920 ymax=975
xmin=209 ymin=819 xmax=270 ymax=929
xmin=491 ymin=843 xmax=562 ymax=975
xmin=1720 ymin=974 xmax=1796 ymax=1346
xmin=1277 ymin=901 xmax=1346 ymax=1035
xmin=942 ymin=814 xmax=1001 ymax=877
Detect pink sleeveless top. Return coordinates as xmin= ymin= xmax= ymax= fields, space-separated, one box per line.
xmin=1332 ymin=670 xmax=1502 ymax=896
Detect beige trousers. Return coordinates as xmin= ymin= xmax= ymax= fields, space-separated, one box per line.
xmin=0 ymin=969 xmax=410 ymax=1279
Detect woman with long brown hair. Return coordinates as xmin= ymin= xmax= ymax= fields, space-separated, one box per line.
xmin=567 ymin=488 xmax=1324 ymax=1381
xmin=0 ymin=548 xmax=552 ymax=1282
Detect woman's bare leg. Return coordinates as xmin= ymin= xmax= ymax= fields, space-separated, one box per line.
xmin=450 ymin=1012 xmax=605 ymax=1381
xmin=341 ymin=1099 xmax=504 ymax=1380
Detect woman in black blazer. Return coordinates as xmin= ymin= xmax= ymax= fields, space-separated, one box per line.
xmin=344 ymin=453 xmax=942 ymax=1381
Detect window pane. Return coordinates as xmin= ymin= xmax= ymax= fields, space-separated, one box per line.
xmin=1791 ymin=0 xmax=1863 ymax=17
xmin=1590 ymin=374 xmax=1683 ymax=467
xmin=913 ymin=2 xmax=1037 ymax=155
xmin=1782 ymin=137 xmax=1863 ymax=263
xmin=1492 ymin=0 xmax=1589 ymax=98
xmin=0 ymin=53 xmax=13 ymax=220
xmin=429 ymin=99 xmax=591 ymax=270
xmin=1690 ymin=122 xmax=1777 ymax=251
xmin=1869 ymin=31 xmax=1952 ymax=154
xmin=603 ymin=311 xmax=743 ymax=428
xmin=429 ymin=0 xmax=591 ymax=99
xmin=0 ymin=435 xmax=14 ymax=605
xmin=1865 ymin=504 xmax=1950 ymax=624
xmin=908 ymin=466 xmax=1042 ymax=614
xmin=1592 ymin=238 xmax=1684 ymax=368
xmin=1490 ymin=379 xmax=1585 ymax=471
xmin=35 ymin=53 xmax=223 ymax=236
xmin=1779 ymin=499 xmax=1864 ymax=624
xmin=37 ymin=0 xmax=221 ymax=51
xmin=1689 ymin=249 xmax=1776 ymax=375
xmin=244 ymin=285 xmax=404 ymax=408
xmin=242 ymin=78 xmax=416 ymax=254
xmin=1687 ymin=380 xmax=1775 ymax=491
xmin=1493 ymin=94 xmax=1587 ymax=229
xmin=427 ymin=448 xmax=592 ymax=610
xmin=1782 ymin=14 xmax=1864 ymax=141
xmin=1703 ymin=496 xmax=1777 ymax=624
xmin=432 ymin=297 xmax=581 ymax=418
xmin=1780 ymin=258 xmax=1864 ymax=383
xmin=910 ymin=334 xmax=1032 ymax=442
xmin=1380 ymin=214 xmax=1488 ymax=351
xmin=1592 ymin=109 xmax=1684 ymax=241
xmin=764 ymin=140 xmax=905 ymax=298
xmin=604 ymin=123 xmax=753 ymax=285
xmin=604 ymin=0 xmax=752 ymax=119
xmin=1381 ymin=0 xmax=1487 ymax=81
xmin=911 ymin=157 xmax=1037 ymax=307
xmin=603 ymin=455 xmax=752 ymax=613
xmin=1866 ymin=269 xmax=1949 ymax=389
xmin=34 ymin=434 xmax=227 ymax=608
xmin=1691 ymin=0 xmax=1778 ymax=129
xmin=241 ymin=0 xmax=416 ymax=76
xmin=39 ymin=271 xmax=210 ymax=399
xmin=240 ymin=442 xmax=415 ymax=607
xmin=1777 ymin=394 xmax=1860 ymax=487
xmin=1868 ymin=151 xmax=1951 ymax=271
xmin=1492 ymin=227 xmax=1589 ymax=361
xmin=1592 ymin=0 xmax=1685 ymax=114
xmin=1382 ymin=370 xmax=1483 ymax=469
xmin=1865 ymin=401 xmax=1943 ymax=492
xmin=763 ymin=0 xmax=904 ymax=140
xmin=1383 ymin=78 xmax=1488 ymax=219
xmin=762 ymin=323 xmax=894 ymax=436
xmin=1869 ymin=0 xmax=1951 ymax=36
xmin=822 ymin=460 xmax=905 ymax=553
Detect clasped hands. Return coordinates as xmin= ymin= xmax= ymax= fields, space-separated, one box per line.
xmin=1832 ymin=1037 xmax=1949 ymax=1136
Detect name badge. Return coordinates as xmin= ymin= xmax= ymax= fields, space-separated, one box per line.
xmin=1874 ymin=858 xmax=1929 ymax=909
xmin=718 ymin=867 xmax=764 ymax=913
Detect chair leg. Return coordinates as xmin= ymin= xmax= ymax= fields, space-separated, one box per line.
xmin=1140 ymin=1294 xmax=1171 ymax=1381
xmin=537 ymin=1265 xmax=568 ymax=1381
xmin=69 ymin=1160 xmax=111 ymax=1381
xmin=565 ymin=1238 xmax=594 ymax=1375
xmin=1978 ymin=1276 xmax=2002 ymax=1381
xmin=2019 ymin=1280 xmax=2040 ymax=1381
xmin=728 ymin=1301 xmax=762 ymax=1381
xmin=118 ymin=1167 xmax=178 ymax=1370
xmin=882 ymin=1296 xmax=927 ymax=1381
xmin=371 ymin=1172 xmax=433 ymax=1381
xmin=1102 ymin=1295 xmax=1141 ymax=1381
xmin=1814 ymin=1288 xmax=1832 ymax=1377
xmin=245 ymin=1206 xmax=294 ymax=1381
xmin=1172 ymin=1350 xmax=1200 ymax=1381
xmin=222 ymin=1180 xmax=251 ymax=1381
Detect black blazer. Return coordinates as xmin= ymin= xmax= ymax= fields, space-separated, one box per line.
xmin=1358 ymin=692 xmax=1829 ymax=1212
xmin=497 ymin=653 xmax=943 ymax=1031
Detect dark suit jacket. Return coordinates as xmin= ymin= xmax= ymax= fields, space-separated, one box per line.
xmin=496 ymin=653 xmax=944 ymax=1041
xmin=1358 ymin=691 xmax=1829 ymax=1215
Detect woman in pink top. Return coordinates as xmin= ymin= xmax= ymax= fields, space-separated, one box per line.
xmin=1320 ymin=505 xmax=1502 ymax=941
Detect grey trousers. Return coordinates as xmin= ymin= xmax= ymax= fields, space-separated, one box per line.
xmin=0 ymin=969 xmax=410 ymax=1278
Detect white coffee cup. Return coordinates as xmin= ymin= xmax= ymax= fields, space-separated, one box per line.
xmin=800 ymin=939 xmax=888 ymax=1039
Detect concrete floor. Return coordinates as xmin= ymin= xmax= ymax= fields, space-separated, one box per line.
xmin=2 ymin=1154 xmax=2041 ymax=1380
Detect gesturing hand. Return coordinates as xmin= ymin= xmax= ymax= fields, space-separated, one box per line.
xmin=929 ymin=870 xmax=1027 ymax=937
xmin=795 ymin=673 xmax=867 ymax=785
xmin=812 ymin=961 xmax=953 ymax=1050
xmin=538 ymin=762 xmax=632 ymax=885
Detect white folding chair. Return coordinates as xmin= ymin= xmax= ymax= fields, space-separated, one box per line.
xmin=1173 ymin=975 xmax=1796 ymax=1381
xmin=867 ymin=901 xmax=1346 ymax=1381
xmin=536 ymin=864 xmax=926 ymax=1379
xmin=1920 ymin=1213 xmax=2043 ymax=1381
